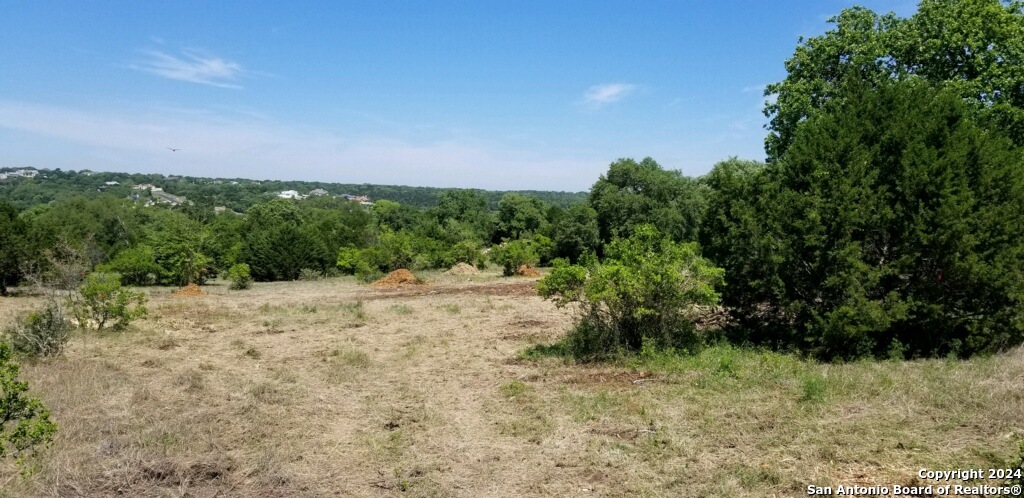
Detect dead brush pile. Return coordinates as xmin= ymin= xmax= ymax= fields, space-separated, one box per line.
xmin=445 ymin=262 xmax=479 ymax=275
xmin=371 ymin=269 xmax=423 ymax=287
xmin=514 ymin=264 xmax=541 ymax=277
xmin=173 ymin=283 xmax=206 ymax=297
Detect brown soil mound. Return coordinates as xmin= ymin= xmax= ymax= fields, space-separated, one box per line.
xmin=173 ymin=283 xmax=206 ymax=297
xmin=445 ymin=262 xmax=479 ymax=275
xmin=514 ymin=264 xmax=542 ymax=277
xmin=372 ymin=269 xmax=423 ymax=287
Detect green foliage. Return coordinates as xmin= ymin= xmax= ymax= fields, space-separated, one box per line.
xmin=242 ymin=200 xmax=324 ymax=281
xmin=495 ymin=193 xmax=548 ymax=241
xmin=145 ymin=211 xmax=213 ymax=286
xmin=531 ymin=234 xmax=555 ymax=266
xmin=589 ymin=157 xmax=708 ymax=245
xmin=489 ymin=239 xmax=538 ymax=276
xmin=1005 ymin=435 xmax=1023 ymax=486
xmin=537 ymin=225 xmax=725 ymax=357
xmin=226 ymin=263 xmax=253 ymax=290
xmin=0 ymin=342 xmax=57 ymax=461
xmin=449 ymin=239 xmax=486 ymax=268
xmin=71 ymin=273 xmax=148 ymax=331
xmin=433 ymin=189 xmax=494 ymax=242
xmin=709 ymin=79 xmax=1024 ymax=359
xmin=2 ymin=301 xmax=71 ymax=358
xmin=298 ymin=268 xmax=324 ymax=281
xmin=0 ymin=200 xmax=27 ymax=295
xmin=98 ymin=244 xmax=160 ymax=286
xmin=552 ymin=203 xmax=600 ymax=263
xmin=766 ymin=0 xmax=1024 ymax=159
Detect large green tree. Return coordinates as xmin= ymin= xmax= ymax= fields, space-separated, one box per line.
xmin=0 ymin=201 xmax=27 ymax=295
xmin=494 ymin=193 xmax=548 ymax=241
xmin=589 ymin=157 xmax=708 ymax=245
xmin=765 ymin=0 xmax=1024 ymax=160
xmin=714 ymin=79 xmax=1024 ymax=359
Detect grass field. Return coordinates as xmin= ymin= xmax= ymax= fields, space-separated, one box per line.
xmin=1 ymin=270 xmax=1022 ymax=497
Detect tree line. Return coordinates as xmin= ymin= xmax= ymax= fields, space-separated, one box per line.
xmin=0 ymin=169 xmax=586 ymax=213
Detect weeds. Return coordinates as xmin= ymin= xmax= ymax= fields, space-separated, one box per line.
xmin=388 ymin=304 xmax=414 ymax=315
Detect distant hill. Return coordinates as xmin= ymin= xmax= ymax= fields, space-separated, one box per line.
xmin=0 ymin=167 xmax=588 ymax=212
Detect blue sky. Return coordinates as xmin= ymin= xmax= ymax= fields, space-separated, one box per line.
xmin=0 ymin=0 xmax=917 ymax=191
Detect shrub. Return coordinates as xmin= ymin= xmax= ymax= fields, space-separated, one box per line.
xmin=0 ymin=342 xmax=57 ymax=462
xmin=226 ymin=263 xmax=253 ymax=290
xmin=298 ymin=268 xmax=324 ymax=281
xmin=489 ymin=239 xmax=538 ymax=276
xmin=531 ymin=234 xmax=556 ymax=266
xmin=2 ymin=301 xmax=71 ymax=358
xmin=537 ymin=225 xmax=724 ymax=358
xmin=99 ymin=245 xmax=160 ymax=286
xmin=448 ymin=239 xmax=486 ymax=269
xmin=71 ymin=273 xmax=148 ymax=331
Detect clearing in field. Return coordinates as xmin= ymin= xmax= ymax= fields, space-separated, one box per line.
xmin=1 ymin=269 xmax=1021 ymax=497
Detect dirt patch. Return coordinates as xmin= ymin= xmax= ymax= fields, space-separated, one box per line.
xmin=172 ymin=283 xmax=206 ymax=297
xmin=514 ymin=264 xmax=542 ymax=277
xmin=364 ymin=280 xmax=538 ymax=300
xmin=445 ymin=262 xmax=479 ymax=275
xmin=372 ymin=269 xmax=423 ymax=287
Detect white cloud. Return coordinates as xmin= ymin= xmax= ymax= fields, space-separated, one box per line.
xmin=131 ymin=49 xmax=247 ymax=89
xmin=583 ymin=83 xmax=636 ymax=107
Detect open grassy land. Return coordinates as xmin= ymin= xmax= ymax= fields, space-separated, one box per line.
xmin=1 ymin=271 xmax=1022 ymax=497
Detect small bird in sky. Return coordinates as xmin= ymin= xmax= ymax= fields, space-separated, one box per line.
xmin=167 ymin=147 xmax=180 ymax=152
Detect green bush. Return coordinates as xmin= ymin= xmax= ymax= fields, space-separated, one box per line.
xmin=2 ymin=301 xmax=71 ymax=358
xmin=99 ymin=245 xmax=160 ymax=286
xmin=531 ymin=234 xmax=555 ymax=266
xmin=71 ymin=273 xmax=148 ymax=331
xmin=298 ymin=268 xmax=324 ymax=281
xmin=0 ymin=342 xmax=57 ymax=462
xmin=226 ymin=263 xmax=253 ymax=290
xmin=489 ymin=239 xmax=538 ymax=276
xmin=448 ymin=239 xmax=486 ymax=269
xmin=537 ymin=225 xmax=724 ymax=358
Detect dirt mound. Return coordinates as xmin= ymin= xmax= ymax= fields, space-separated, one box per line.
xmin=173 ymin=283 xmax=206 ymax=297
xmin=372 ymin=269 xmax=423 ymax=287
xmin=514 ymin=264 xmax=542 ymax=277
xmin=445 ymin=262 xmax=479 ymax=275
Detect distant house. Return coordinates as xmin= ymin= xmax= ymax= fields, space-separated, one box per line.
xmin=278 ymin=190 xmax=303 ymax=200
xmin=105 ymin=181 xmax=119 ymax=186
xmin=133 ymin=183 xmax=158 ymax=190
xmin=0 ymin=174 xmax=8 ymax=181
xmin=308 ymin=188 xmax=329 ymax=197
xmin=339 ymin=194 xmax=370 ymax=203
xmin=214 ymin=206 xmax=228 ymax=215
xmin=16 ymin=169 xmax=38 ymax=178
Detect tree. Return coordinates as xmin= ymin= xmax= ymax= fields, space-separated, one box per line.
xmin=242 ymin=200 xmax=321 ymax=281
xmin=0 ymin=201 xmax=27 ymax=295
xmin=537 ymin=225 xmax=724 ymax=357
xmin=715 ymin=79 xmax=1024 ymax=359
xmin=432 ymin=189 xmax=493 ymax=242
xmin=765 ymin=0 xmax=1024 ymax=160
xmin=552 ymin=203 xmax=600 ymax=263
xmin=589 ymin=157 xmax=708 ymax=245
xmin=494 ymin=193 xmax=548 ymax=241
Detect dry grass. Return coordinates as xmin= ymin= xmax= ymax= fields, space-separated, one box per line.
xmin=0 ymin=270 xmax=1021 ymax=497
